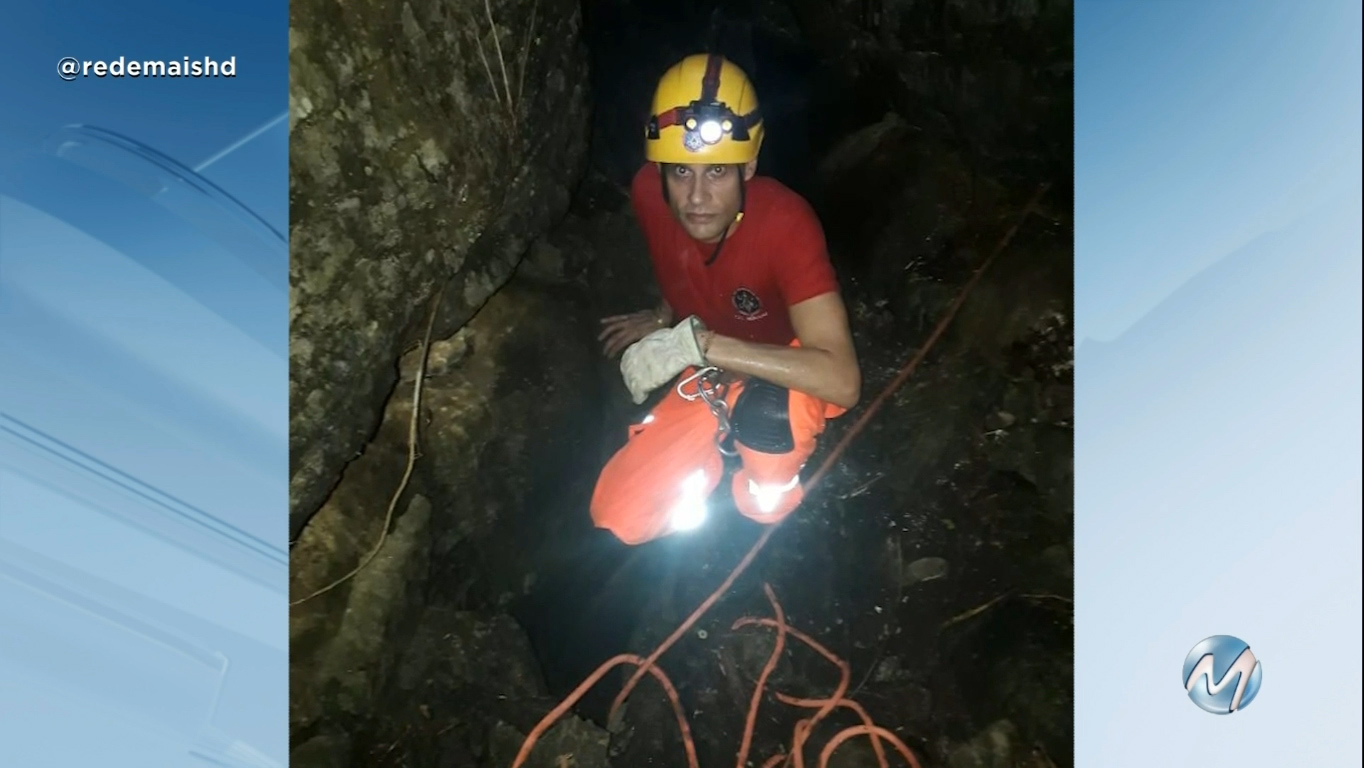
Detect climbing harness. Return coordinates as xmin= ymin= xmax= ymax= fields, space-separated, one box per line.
xmin=676 ymin=366 xmax=739 ymax=457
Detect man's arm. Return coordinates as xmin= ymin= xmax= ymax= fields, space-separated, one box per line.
xmin=696 ymin=291 xmax=861 ymax=409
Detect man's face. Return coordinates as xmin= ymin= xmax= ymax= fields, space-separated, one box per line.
xmin=662 ymin=160 xmax=757 ymax=243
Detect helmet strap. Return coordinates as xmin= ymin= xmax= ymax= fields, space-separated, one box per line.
xmin=704 ymin=173 xmax=745 ymax=267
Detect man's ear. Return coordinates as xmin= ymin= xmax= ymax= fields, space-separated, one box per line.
xmin=742 ymin=158 xmax=758 ymax=180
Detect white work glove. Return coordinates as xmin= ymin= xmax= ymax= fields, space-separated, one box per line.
xmin=620 ymin=315 xmax=708 ymax=404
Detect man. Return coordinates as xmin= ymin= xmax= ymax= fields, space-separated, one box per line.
xmin=592 ymin=53 xmax=860 ymax=545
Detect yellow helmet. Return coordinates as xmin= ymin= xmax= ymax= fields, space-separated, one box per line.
xmin=645 ymin=53 xmax=764 ymax=165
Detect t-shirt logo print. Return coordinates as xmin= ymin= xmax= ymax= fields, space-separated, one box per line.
xmin=732 ymin=287 xmax=766 ymax=319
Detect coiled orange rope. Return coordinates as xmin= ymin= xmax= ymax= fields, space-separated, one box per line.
xmin=511 ymin=584 xmax=922 ymax=768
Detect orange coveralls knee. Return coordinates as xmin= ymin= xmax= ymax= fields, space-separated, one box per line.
xmin=590 ymin=355 xmax=846 ymax=545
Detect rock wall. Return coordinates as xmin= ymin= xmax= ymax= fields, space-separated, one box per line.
xmin=288 ymin=272 xmax=612 ymax=764
xmin=288 ymin=0 xmax=591 ymax=538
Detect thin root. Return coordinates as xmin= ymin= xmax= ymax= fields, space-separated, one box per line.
xmin=516 ymin=0 xmax=539 ymax=110
xmin=485 ymin=0 xmax=515 ymax=122
xmin=939 ymin=591 xmax=1072 ymax=630
xmin=291 ymin=285 xmax=446 ymax=607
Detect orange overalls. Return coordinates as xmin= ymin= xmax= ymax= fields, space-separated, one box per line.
xmin=591 ymin=343 xmax=845 ymax=545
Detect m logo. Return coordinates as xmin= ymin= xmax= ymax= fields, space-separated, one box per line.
xmin=1182 ymin=635 xmax=1263 ymax=714
xmin=732 ymin=287 xmax=765 ymax=319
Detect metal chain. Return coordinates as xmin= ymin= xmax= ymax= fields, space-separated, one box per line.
xmin=676 ymin=366 xmax=739 ymax=457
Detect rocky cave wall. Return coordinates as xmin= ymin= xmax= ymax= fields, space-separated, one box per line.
xmin=288 ymin=0 xmax=596 ymax=760
xmin=288 ymin=0 xmax=590 ymax=541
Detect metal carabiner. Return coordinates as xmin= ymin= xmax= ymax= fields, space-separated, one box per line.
xmin=676 ymin=366 xmax=721 ymax=401
xmin=709 ymin=400 xmax=739 ymax=457
xmin=675 ymin=366 xmax=738 ymax=457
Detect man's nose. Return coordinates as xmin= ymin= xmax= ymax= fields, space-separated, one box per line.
xmin=686 ymin=178 xmax=707 ymax=206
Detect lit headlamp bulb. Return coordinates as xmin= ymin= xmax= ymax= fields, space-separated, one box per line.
xmin=698 ymin=120 xmax=724 ymax=144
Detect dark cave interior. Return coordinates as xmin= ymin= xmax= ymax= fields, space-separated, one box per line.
xmin=287 ymin=1 xmax=1074 ymax=767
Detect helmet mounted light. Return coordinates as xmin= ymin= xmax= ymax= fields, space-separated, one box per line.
xmin=647 ymin=98 xmax=757 ymax=152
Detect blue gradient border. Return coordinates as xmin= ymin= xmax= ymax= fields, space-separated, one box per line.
xmin=1 ymin=3 xmax=288 ymax=766
xmin=1076 ymin=0 xmax=1361 ymax=764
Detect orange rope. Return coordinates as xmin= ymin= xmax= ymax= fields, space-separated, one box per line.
xmin=735 ymin=585 xmax=788 ymax=768
xmin=509 ymin=652 xmax=699 ymax=768
xmin=730 ymin=616 xmax=859 ymax=768
xmin=774 ymin=695 xmax=888 ymax=767
xmin=819 ymin=725 xmax=924 ymax=768
xmin=509 ymin=184 xmax=1047 ymax=767
xmin=735 ymin=617 xmax=850 ymax=767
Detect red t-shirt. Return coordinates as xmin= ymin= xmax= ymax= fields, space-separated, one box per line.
xmin=630 ymin=164 xmax=840 ymax=346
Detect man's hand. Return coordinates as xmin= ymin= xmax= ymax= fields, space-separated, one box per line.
xmin=620 ymin=316 xmax=708 ymax=404
xmin=598 ymin=308 xmax=669 ymax=358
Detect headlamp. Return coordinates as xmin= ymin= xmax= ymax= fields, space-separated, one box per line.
xmin=647 ymin=99 xmax=758 ymax=151
xmin=684 ymin=101 xmax=749 ymax=146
